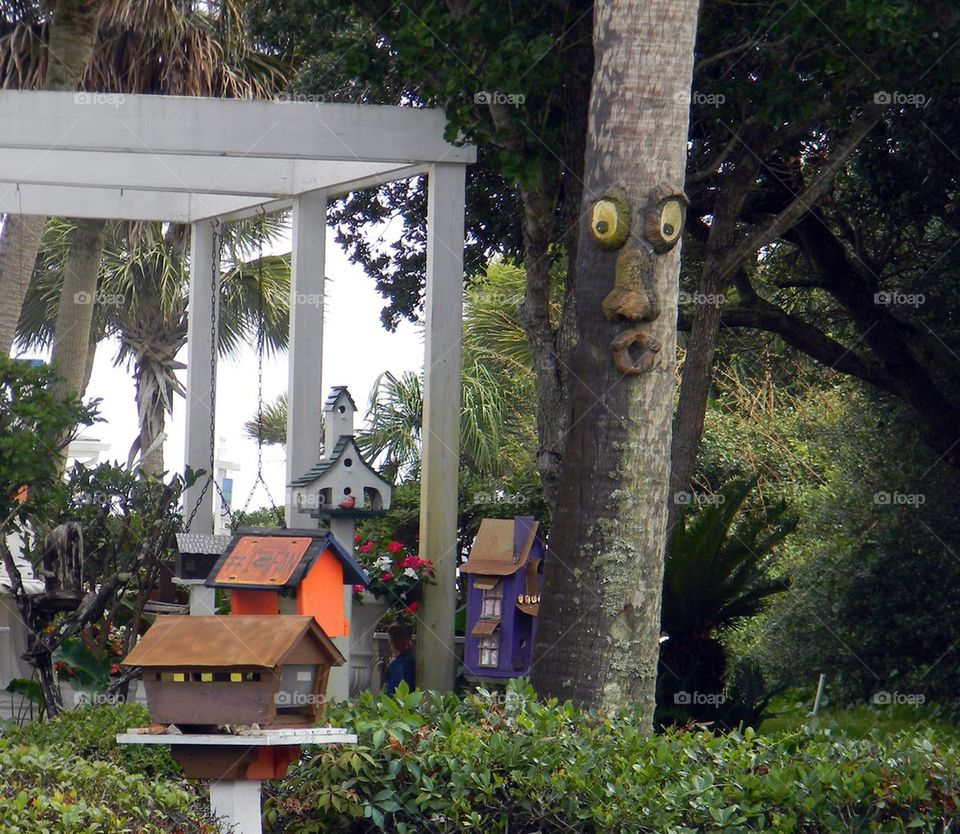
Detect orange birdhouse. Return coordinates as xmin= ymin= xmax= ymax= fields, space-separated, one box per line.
xmin=204 ymin=528 xmax=368 ymax=637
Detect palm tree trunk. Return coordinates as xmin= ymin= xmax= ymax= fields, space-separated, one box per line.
xmin=135 ymin=372 xmax=166 ymax=476
xmin=0 ymin=215 xmax=46 ymax=355
xmin=531 ymin=0 xmax=700 ymax=719
xmin=0 ymin=0 xmax=103 ymax=357
xmin=50 ymin=218 xmax=107 ymax=398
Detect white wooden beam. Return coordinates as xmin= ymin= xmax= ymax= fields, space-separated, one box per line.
xmin=183 ymin=220 xmax=218 ymax=535
xmin=285 ymin=191 xmax=327 ymax=528
xmin=416 ymin=163 xmax=466 ymax=693
xmin=0 ymin=150 xmax=404 ymax=197
xmin=0 ymin=91 xmax=476 ymax=164
xmin=189 ymin=164 xmax=429 ymax=223
xmin=0 ymin=183 xmax=255 ymax=222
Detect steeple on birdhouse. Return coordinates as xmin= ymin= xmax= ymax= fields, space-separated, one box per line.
xmin=290 ymin=386 xmax=392 ymax=519
xmin=324 ymin=386 xmax=357 ymax=458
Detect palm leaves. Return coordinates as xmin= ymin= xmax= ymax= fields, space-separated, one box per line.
xmin=19 ymin=214 xmax=292 ymax=472
xmin=357 ymin=371 xmax=423 ymax=481
xmin=657 ymin=476 xmax=796 ymax=728
xmin=244 ymin=261 xmax=548 ymax=482
xmin=661 ymin=476 xmax=796 ymax=639
xmin=0 ymin=1 xmax=288 ymax=98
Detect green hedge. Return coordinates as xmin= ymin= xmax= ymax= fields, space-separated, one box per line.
xmin=0 ymin=742 xmax=217 ymax=833
xmin=3 ymin=702 xmax=180 ymax=778
xmin=265 ymin=681 xmax=960 ymax=833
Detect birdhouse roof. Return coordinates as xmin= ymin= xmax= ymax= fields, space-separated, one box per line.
xmin=323 ymin=386 xmax=357 ymax=412
xmin=288 ymin=436 xmax=390 ymax=490
xmin=461 ymin=517 xmax=541 ymax=576
xmin=205 ymin=528 xmax=369 ymax=589
xmin=121 ymin=615 xmax=345 ymax=670
xmin=175 ymin=533 xmax=231 ymax=556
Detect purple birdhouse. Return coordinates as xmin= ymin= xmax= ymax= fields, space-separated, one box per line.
xmin=461 ymin=517 xmax=545 ymax=680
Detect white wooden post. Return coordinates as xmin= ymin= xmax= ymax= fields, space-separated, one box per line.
xmin=184 ymin=219 xmax=217 ymax=533
xmin=182 ymin=219 xmax=219 ymax=615
xmin=286 ymin=191 xmax=327 ymax=528
xmin=209 ymin=781 xmax=263 ymax=834
xmin=327 ymin=516 xmax=354 ymax=701
xmin=416 ymin=163 xmax=466 ymax=692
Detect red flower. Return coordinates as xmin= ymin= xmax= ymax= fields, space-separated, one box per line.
xmin=406 ymin=601 xmax=419 ymax=613
xmin=382 ymin=572 xmax=394 ymax=582
xmin=387 ymin=540 xmax=404 ymax=554
xmin=353 ymin=584 xmax=365 ymax=594
xmin=111 ymin=663 xmax=120 ymax=676
xmin=354 ymin=534 xmax=362 ymax=543
xmin=358 ymin=541 xmax=374 ymax=554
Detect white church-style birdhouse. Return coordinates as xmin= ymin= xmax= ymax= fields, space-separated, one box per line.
xmin=289 ymin=387 xmax=392 ymax=522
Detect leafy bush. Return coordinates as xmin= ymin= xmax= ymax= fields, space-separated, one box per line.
xmin=658 ymin=476 xmax=794 ymax=728
xmin=265 ymin=680 xmax=960 ymax=833
xmin=0 ymin=741 xmax=216 ymax=833
xmin=3 ymin=703 xmax=180 ymax=779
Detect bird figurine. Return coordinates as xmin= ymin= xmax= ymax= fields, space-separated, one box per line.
xmin=337 ymin=494 xmax=356 ymax=510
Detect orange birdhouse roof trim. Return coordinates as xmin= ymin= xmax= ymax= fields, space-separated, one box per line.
xmin=204 ymin=528 xmax=369 ymax=590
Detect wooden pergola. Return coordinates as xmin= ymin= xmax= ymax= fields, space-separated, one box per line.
xmin=0 ymin=90 xmax=474 ymax=690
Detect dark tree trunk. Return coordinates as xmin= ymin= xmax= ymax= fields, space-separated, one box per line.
xmin=667 ymin=154 xmax=760 ymax=530
xmin=531 ymin=0 xmax=700 ymax=717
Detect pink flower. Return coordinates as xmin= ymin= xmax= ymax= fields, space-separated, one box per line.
xmin=387 ymin=540 xmax=404 ymax=554
xmin=354 ymin=534 xmax=362 ymax=543
xmin=353 ymin=584 xmax=365 ymax=594
xmin=358 ymin=541 xmax=374 ymax=554
xmin=382 ymin=572 xmax=393 ymax=582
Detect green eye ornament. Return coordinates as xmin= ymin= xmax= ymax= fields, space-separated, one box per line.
xmin=589 ymin=191 xmax=630 ymax=250
xmin=644 ymin=183 xmax=689 ymax=253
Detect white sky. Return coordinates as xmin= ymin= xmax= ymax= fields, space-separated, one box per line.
xmin=23 ymin=226 xmax=425 ymax=513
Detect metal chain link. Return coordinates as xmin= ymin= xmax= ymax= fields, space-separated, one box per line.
xmin=238 ymin=208 xmax=284 ymax=526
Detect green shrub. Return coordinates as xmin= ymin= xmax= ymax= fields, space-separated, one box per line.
xmin=265 ymin=681 xmax=960 ymax=833
xmin=0 ymin=741 xmax=217 ymax=833
xmin=3 ymin=703 xmax=180 ymax=779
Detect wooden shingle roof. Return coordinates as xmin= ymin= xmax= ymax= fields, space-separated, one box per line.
xmin=122 ymin=615 xmax=344 ymax=669
xmin=460 ymin=518 xmax=540 ymax=576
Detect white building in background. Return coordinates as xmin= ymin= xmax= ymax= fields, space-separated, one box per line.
xmin=213 ymin=437 xmax=241 ymax=535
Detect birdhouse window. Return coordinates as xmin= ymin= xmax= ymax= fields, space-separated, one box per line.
xmin=478 ymin=634 xmax=500 ymax=668
xmin=481 ymin=583 xmax=503 ymax=618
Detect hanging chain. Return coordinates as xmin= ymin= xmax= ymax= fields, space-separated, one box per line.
xmin=238 ymin=208 xmax=284 ymax=526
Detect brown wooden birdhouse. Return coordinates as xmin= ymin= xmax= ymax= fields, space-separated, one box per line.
xmin=121 ymin=615 xmax=344 ymax=729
